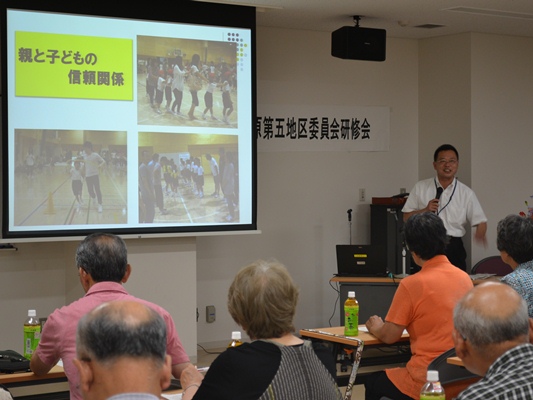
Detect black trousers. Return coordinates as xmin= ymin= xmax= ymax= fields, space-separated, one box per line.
xmin=364 ymin=371 xmax=414 ymax=400
xmin=446 ymin=236 xmax=467 ymax=271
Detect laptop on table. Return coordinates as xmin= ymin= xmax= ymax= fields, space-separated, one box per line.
xmin=335 ymin=244 xmax=388 ymax=277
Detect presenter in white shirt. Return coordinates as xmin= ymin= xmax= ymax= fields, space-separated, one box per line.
xmin=402 ymin=144 xmax=487 ymax=271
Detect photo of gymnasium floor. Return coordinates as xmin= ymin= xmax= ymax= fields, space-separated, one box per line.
xmin=142 ymin=178 xmax=238 ymax=225
xmin=14 ymin=164 xmax=238 ymax=227
xmin=136 ymin=73 xmax=238 ymax=128
xmin=14 ymin=163 xmax=128 ymax=227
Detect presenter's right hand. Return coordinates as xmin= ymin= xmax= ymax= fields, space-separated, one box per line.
xmin=426 ymin=199 xmax=439 ymax=213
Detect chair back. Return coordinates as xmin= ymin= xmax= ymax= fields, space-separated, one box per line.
xmin=427 ymin=347 xmax=479 ymax=399
xmin=0 ymin=384 xmax=14 ymax=400
xmin=471 ymin=256 xmax=513 ymax=276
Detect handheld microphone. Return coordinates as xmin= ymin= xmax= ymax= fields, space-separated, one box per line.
xmin=347 ymin=209 xmax=352 ymax=222
xmin=434 ymin=187 xmax=443 ymax=214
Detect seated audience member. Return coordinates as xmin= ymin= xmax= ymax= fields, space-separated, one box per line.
xmin=497 ymin=214 xmax=533 ymax=316
xmin=179 ymin=259 xmax=343 ymax=400
xmin=364 ymin=212 xmax=473 ymax=400
xmin=453 ymin=282 xmax=533 ymax=399
xmin=30 ymin=232 xmax=199 ymax=400
xmin=74 ymin=300 xmax=172 ymax=400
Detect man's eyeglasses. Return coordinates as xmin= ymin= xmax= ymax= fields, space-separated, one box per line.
xmin=436 ymin=159 xmax=457 ymax=165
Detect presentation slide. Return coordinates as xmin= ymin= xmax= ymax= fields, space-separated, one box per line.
xmin=3 ymin=7 xmax=255 ymax=238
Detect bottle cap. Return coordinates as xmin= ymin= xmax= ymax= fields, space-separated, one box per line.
xmin=28 ymin=310 xmax=36 ymax=317
xmin=348 ymin=291 xmax=355 ymax=298
xmin=427 ymin=370 xmax=439 ymax=382
xmin=231 ymin=331 xmax=241 ymax=340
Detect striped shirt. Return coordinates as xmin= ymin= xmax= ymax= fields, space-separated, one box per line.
xmin=456 ymin=343 xmax=533 ymax=400
xmin=191 ymin=339 xmax=340 ymax=400
xmin=501 ymin=260 xmax=533 ymax=318
xmin=258 ymin=340 xmax=343 ymax=400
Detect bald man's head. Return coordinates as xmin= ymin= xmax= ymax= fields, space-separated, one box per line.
xmin=76 ymin=300 xmax=167 ymax=366
xmin=74 ymin=301 xmax=173 ymax=400
xmin=454 ymin=282 xmax=529 ymax=350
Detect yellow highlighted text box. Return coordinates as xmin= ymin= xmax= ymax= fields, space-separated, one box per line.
xmin=15 ymin=31 xmax=133 ymax=100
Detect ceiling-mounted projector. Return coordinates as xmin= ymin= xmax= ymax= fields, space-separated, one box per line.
xmin=331 ymin=16 xmax=386 ymax=62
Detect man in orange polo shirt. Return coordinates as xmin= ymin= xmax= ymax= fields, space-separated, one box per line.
xmin=365 ymin=212 xmax=473 ymax=400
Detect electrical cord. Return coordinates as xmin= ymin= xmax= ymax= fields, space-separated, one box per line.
xmin=328 ymin=279 xmax=340 ymax=327
xmin=196 ymin=343 xmax=223 ymax=355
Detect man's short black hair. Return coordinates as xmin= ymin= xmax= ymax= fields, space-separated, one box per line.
xmin=434 ymin=144 xmax=459 ymax=161
xmin=75 ymin=233 xmax=128 ymax=282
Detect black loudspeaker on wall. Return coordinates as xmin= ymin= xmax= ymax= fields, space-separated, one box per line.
xmin=331 ymin=26 xmax=387 ymax=62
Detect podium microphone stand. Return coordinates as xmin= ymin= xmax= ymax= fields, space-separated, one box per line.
xmin=394 ymin=245 xmax=410 ymax=279
xmin=347 ymin=209 xmax=353 ymax=245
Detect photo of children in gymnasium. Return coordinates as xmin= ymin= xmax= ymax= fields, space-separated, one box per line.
xmin=138 ymin=131 xmax=239 ymax=224
xmin=14 ymin=129 xmax=128 ymax=227
xmin=137 ymin=36 xmax=238 ymax=128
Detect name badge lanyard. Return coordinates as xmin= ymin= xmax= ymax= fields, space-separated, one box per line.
xmin=434 ymin=178 xmax=457 ymax=216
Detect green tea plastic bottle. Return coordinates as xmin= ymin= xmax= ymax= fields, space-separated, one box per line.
xmin=344 ymin=291 xmax=359 ymax=336
xmin=420 ymin=370 xmax=445 ymax=400
xmin=23 ymin=309 xmax=41 ymax=360
xmin=228 ymin=331 xmax=243 ymax=348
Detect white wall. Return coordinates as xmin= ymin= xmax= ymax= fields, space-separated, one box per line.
xmin=0 ymin=237 xmax=197 ymax=361
xmin=419 ymin=34 xmax=472 ymax=183
xmin=470 ymin=33 xmax=533 ymax=261
xmin=0 ymin=242 xmax=68 ymax=353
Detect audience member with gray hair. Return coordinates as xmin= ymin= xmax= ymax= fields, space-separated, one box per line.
xmin=453 ymin=282 xmax=533 ymax=400
xmin=179 ymin=259 xmax=343 ymax=400
xmin=74 ymin=300 xmax=171 ymax=400
xmin=497 ymin=214 xmax=533 ymax=317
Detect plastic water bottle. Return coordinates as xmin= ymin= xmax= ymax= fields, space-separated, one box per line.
xmin=23 ymin=309 xmax=41 ymax=360
xmin=228 ymin=331 xmax=243 ymax=348
xmin=420 ymin=370 xmax=445 ymax=400
xmin=344 ymin=291 xmax=359 ymax=336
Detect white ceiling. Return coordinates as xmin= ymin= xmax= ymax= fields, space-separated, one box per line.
xmin=199 ymin=0 xmax=533 ymax=39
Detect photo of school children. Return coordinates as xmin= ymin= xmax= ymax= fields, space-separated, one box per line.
xmin=138 ymin=131 xmax=239 ymax=224
xmin=13 ymin=129 xmax=128 ymax=227
xmin=137 ymin=36 xmax=238 ymax=128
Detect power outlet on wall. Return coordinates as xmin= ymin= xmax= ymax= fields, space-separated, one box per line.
xmin=359 ymin=188 xmax=366 ymax=202
xmin=206 ymin=305 xmax=216 ymax=323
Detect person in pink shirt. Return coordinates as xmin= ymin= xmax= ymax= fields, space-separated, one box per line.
xmin=30 ymin=232 xmax=200 ymax=400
